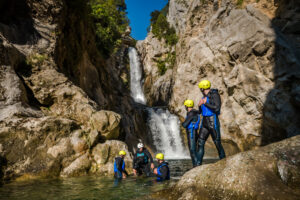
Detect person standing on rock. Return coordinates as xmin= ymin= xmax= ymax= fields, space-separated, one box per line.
xmin=114 ymin=150 xmax=129 ymax=179
xmin=132 ymin=143 xmax=154 ymax=177
xmin=182 ymin=100 xmax=201 ymax=167
xmin=198 ymin=80 xmax=226 ymax=165
xmin=153 ymin=153 xmax=170 ymax=181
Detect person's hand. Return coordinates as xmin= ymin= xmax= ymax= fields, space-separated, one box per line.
xmin=122 ymin=173 xmax=127 ymax=179
xmin=198 ymin=99 xmax=204 ymax=106
xmin=151 ymin=163 xmax=154 ymax=169
xmin=153 ymin=168 xmax=157 ymax=175
xmin=133 ymin=169 xmax=137 ymax=176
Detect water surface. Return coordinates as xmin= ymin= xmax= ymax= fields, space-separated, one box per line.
xmin=0 ymin=159 xmax=217 ymax=200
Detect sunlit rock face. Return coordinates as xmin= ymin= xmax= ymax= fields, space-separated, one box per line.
xmin=0 ymin=0 xmax=143 ymax=181
xmin=137 ymin=0 xmax=300 ymax=154
xmin=163 ymin=135 xmax=300 ymax=200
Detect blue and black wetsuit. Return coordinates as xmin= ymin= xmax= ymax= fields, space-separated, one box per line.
xmin=132 ymin=148 xmax=153 ymax=177
xmin=156 ymin=162 xmax=170 ymax=181
xmin=114 ymin=156 xmax=128 ymax=179
xmin=182 ymin=109 xmax=201 ymax=167
xmin=198 ymin=89 xmax=226 ymax=165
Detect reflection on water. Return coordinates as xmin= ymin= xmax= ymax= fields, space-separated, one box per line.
xmin=0 ymin=159 xmax=217 ymax=200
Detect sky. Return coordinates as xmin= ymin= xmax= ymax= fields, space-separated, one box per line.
xmin=125 ymin=0 xmax=168 ymax=40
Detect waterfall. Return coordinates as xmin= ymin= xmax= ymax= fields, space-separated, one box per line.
xmin=129 ymin=47 xmax=188 ymax=159
xmin=128 ymin=47 xmax=146 ymax=104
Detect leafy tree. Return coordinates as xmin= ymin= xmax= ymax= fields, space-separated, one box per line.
xmin=89 ymin=0 xmax=129 ymax=56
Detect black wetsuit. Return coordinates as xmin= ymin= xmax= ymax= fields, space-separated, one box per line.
xmin=156 ymin=161 xmax=170 ymax=181
xmin=198 ymin=89 xmax=226 ymax=165
xmin=182 ymin=109 xmax=201 ymax=166
xmin=114 ymin=156 xmax=128 ymax=179
xmin=132 ymin=148 xmax=153 ymax=177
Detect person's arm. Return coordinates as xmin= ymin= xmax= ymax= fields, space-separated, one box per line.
xmin=204 ymin=92 xmax=221 ymax=112
xmin=156 ymin=166 xmax=168 ymax=180
xmin=182 ymin=112 xmax=194 ymax=128
xmin=145 ymin=149 xmax=154 ymax=163
xmin=132 ymin=153 xmax=137 ymax=169
xmin=116 ymin=158 xmax=123 ymax=172
xmin=123 ymin=169 xmax=129 ymax=176
xmin=198 ymin=105 xmax=202 ymax=114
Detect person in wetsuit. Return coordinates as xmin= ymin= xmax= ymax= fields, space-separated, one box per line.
xmin=153 ymin=153 xmax=170 ymax=181
xmin=114 ymin=150 xmax=128 ymax=179
xmin=198 ymin=80 xmax=226 ymax=165
xmin=182 ymin=99 xmax=201 ymax=167
xmin=132 ymin=143 xmax=154 ymax=177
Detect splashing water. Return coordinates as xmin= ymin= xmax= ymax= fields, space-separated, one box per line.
xmin=147 ymin=108 xmax=189 ymax=159
xmin=128 ymin=47 xmax=146 ymax=104
xmin=128 ymin=47 xmax=188 ymax=159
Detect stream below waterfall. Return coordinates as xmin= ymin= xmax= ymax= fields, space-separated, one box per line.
xmin=0 ymin=159 xmax=217 ymax=200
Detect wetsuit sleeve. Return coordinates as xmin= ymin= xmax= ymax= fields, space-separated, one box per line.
xmin=115 ymin=158 xmax=122 ymax=172
xmin=182 ymin=112 xmax=193 ymax=128
xmin=156 ymin=166 xmax=168 ymax=180
xmin=132 ymin=153 xmax=137 ymax=169
xmin=204 ymin=92 xmax=221 ymax=112
xmin=198 ymin=106 xmax=202 ymax=114
xmin=145 ymin=149 xmax=154 ymax=163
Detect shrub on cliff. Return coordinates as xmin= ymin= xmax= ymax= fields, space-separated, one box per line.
xmin=150 ymin=4 xmax=178 ymax=46
xmin=89 ymin=0 xmax=129 ymax=56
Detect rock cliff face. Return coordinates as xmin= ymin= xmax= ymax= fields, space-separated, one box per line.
xmin=137 ymin=0 xmax=300 ymax=154
xmin=0 ymin=0 xmax=143 ymax=181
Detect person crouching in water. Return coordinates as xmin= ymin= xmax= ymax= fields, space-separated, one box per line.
xmin=114 ymin=150 xmax=128 ymax=179
xmin=132 ymin=143 xmax=154 ymax=177
xmin=198 ymin=80 xmax=226 ymax=165
xmin=153 ymin=153 xmax=170 ymax=181
xmin=182 ymin=100 xmax=201 ymax=167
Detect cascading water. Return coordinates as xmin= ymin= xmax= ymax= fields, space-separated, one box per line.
xmin=128 ymin=47 xmax=146 ymax=104
xmin=128 ymin=47 xmax=188 ymax=159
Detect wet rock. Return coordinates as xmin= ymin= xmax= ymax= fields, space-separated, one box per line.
xmin=166 ymin=135 xmax=300 ymax=200
xmin=61 ymin=153 xmax=91 ymax=177
xmin=91 ymin=140 xmax=133 ymax=175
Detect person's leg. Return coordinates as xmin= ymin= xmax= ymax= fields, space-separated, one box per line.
xmin=187 ymin=130 xmax=196 ymax=166
xmin=208 ymin=116 xmax=226 ymax=159
xmin=187 ymin=129 xmax=198 ymax=166
xmin=197 ymin=126 xmax=209 ymax=165
xmin=142 ymin=164 xmax=151 ymax=177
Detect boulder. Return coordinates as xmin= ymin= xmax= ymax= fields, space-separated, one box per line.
xmin=91 ymin=140 xmax=133 ymax=175
xmin=89 ymin=111 xmax=121 ymax=140
xmin=164 ymin=135 xmax=300 ymax=200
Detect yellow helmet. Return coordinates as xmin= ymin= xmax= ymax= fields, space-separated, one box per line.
xmin=198 ymin=80 xmax=211 ymax=89
xmin=119 ymin=150 xmax=126 ymax=156
xmin=156 ymin=153 xmax=164 ymax=160
xmin=184 ymin=100 xmax=194 ymax=108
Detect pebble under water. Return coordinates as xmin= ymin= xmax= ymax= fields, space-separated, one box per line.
xmin=0 ymin=159 xmax=217 ymax=200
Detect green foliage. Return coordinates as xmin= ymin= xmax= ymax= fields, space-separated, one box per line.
xmin=89 ymin=0 xmax=129 ymax=56
xmin=26 ymin=53 xmax=48 ymax=66
xmin=237 ymin=0 xmax=244 ymax=6
xmin=155 ymin=51 xmax=176 ymax=75
xmin=149 ymin=4 xmax=178 ymax=46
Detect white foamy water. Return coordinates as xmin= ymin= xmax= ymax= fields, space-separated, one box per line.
xmin=147 ymin=108 xmax=189 ymax=159
xmin=128 ymin=47 xmax=146 ymax=104
xmin=129 ymin=47 xmax=188 ymax=159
